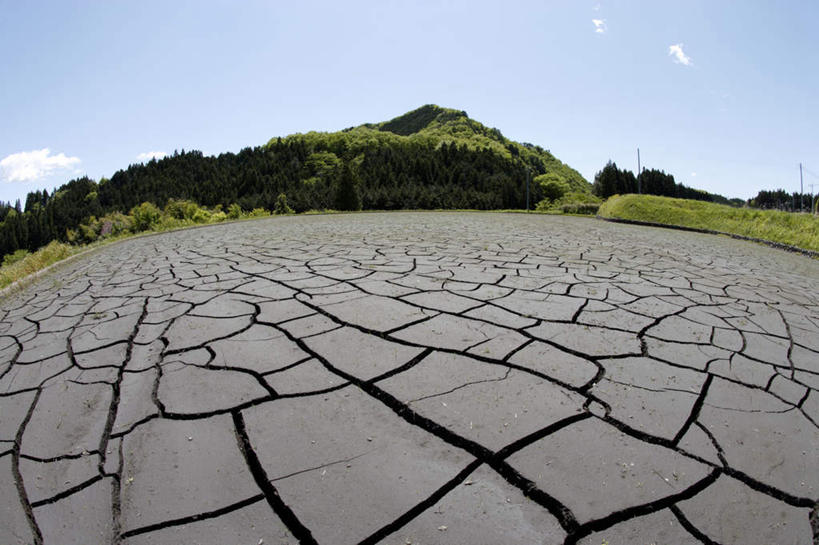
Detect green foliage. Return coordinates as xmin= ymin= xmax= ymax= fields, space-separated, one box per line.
xmin=305 ymin=151 xmax=341 ymax=180
xmin=248 ymin=208 xmax=268 ymax=217
xmin=593 ymin=161 xmax=731 ymax=204
xmin=191 ymin=208 xmax=211 ymax=223
xmin=130 ymin=202 xmax=162 ymax=232
xmin=211 ymin=211 xmax=227 ymax=222
xmin=535 ymin=173 xmax=570 ymax=202
xmin=750 ymin=189 xmax=815 ymax=212
xmin=100 ymin=212 xmax=133 ymax=237
xmin=78 ymin=222 xmax=99 ymax=244
xmin=334 ymin=163 xmax=362 ymax=211
xmin=274 ymin=193 xmax=294 ymax=215
xmin=534 ymin=199 xmax=554 ymax=212
xmin=535 ymin=186 xmax=599 ymax=213
xmin=0 ymin=240 xmax=76 ymax=289
xmin=559 ymin=203 xmax=600 ymax=215
xmin=227 ymin=203 xmax=242 ymax=219
xmin=599 ymin=194 xmax=819 ymax=252
xmin=164 ymin=199 xmax=199 ymax=220
xmin=3 ymin=249 xmax=29 ymax=267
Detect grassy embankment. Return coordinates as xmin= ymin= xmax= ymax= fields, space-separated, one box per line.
xmin=598 ymin=194 xmax=819 ymax=252
xmin=0 ymin=241 xmax=79 ymax=290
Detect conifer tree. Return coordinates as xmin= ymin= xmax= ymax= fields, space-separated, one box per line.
xmin=334 ymin=162 xmax=361 ymax=211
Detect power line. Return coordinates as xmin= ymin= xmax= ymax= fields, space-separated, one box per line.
xmin=803 ymin=166 xmax=819 ymax=179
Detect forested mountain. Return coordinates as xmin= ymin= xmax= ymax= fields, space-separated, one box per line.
xmin=0 ymin=105 xmax=590 ymax=258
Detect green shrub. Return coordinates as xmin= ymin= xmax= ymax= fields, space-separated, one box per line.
xmin=100 ymin=212 xmax=134 ymax=236
xmin=535 ymin=199 xmax=554 ymax=212
xmin=211 ymin=211 xmax=227 ymax=222
xmin=2 ymin=249 xmax=29 ymax=267
xmin=560 ymin=203 xmax=600 ymax=215
xmin=227 ymin=203 xmax=242 ymax=219
xmin=164 ymin=199 xmax=199 ymax=220
xmin=78 ymin=222 xmax=100 ymax=243
xmin=130 ymin=202 xmax=162 ymax=232
xmin=274 ymin=193 xmax=294 ymax=215
xmin=249 ymin=208 xmax=268 ymax=217
xmin=192 ymin=208 xmax=211 ymax=223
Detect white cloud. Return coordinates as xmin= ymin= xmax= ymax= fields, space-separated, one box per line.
xmin=668 ymin=43 xmax=692 ymax=66
xmin=0 ymin=148 xmax=81 ymax=183
xmin=691 ymin=172 xmax=697 ymax=177
xmin=136 ymin=151 xmax=167 ymax=162
xmin=592 ymin=19 xmax=607 ymax=33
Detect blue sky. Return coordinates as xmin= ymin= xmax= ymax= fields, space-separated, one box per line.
xmin=1 ymin=0 xmax=818 ymax=204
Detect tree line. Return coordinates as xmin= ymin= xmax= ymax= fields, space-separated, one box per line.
xmin=749 ymin=189 xmax=816 ymax=211
xmin=592 ymin=161 xmax=741 ymax=205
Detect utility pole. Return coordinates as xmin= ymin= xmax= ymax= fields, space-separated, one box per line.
xmin=800 ymin=163 xmax=804 ymax=211
xmin=637 ymin=148 xmax=641 ymax=194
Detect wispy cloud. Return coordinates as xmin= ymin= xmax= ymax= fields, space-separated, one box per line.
xmin=592 ymin=19 xmax=607 ymax=34
xmin=668 ymin=43 xmax=692 ymax=66
xmin=0 ymin=148 xmax=81 ymax=183
xmin=136 ymin=151 xmax=167 ymax=162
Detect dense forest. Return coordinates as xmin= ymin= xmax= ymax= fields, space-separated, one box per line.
xmin=0 ymin=105 xmax=589 ymax=259
xmin=748 ymin=189 xmax=816 ymax=211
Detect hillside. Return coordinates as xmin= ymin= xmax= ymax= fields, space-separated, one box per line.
xmin=364 ymin=105 xmax=587 ymax=192
xmin=599 ymin=194 xmax=819 ymax=253
xmin=0 ymin=105 xmax=590 ymax=258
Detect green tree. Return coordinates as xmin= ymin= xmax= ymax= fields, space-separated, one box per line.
xmin=274 ymin=193 xmax=294 ymax=214
xmin=592 ymin=161 xmax=619 ymax=198
xmin=334 ymin=163 xmax=362 ymax=211
xmin=535 ymin=173 xmax=569 ymax=202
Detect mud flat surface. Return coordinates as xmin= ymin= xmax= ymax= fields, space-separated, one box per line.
xmin=1 ymin=212 xmax=817 ymax=544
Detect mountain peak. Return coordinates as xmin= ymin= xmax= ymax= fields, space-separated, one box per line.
xmin=375 ymin=104 xmax=468 ymax=136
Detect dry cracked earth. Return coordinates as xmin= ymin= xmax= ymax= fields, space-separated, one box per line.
xmin=1 ymin=212 xmax=818 ymax=545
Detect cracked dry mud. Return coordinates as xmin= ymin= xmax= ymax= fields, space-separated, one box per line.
xmin=1 ymin=212 xmax=818 ymax=545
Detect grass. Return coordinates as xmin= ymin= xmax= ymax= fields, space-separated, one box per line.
xmin=598 ymin=194 xmax=819 ymax=252
xmin=0 ymin=241 xmax=79 ymax=290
